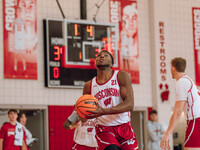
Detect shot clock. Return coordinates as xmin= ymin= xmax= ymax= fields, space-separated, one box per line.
xmin=44 ymin=19 xmax=119 ymax=88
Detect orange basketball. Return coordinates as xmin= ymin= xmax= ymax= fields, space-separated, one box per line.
xmin=75 ymin=94 xmax=98 ymax=119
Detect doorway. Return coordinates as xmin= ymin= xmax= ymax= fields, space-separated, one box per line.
xmin=0 ymin=108 xmax=46 ymax=150
xmin=131 ymin=110 xmax=146 ymax=150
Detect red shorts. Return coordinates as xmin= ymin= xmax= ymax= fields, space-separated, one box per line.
xmin=95 ymin=122 xmax=138 ymax=150
xmin=72 ymin=143 xmax=98 ymax=150
xmin=184 ymin=118 xmax=200 ymax=147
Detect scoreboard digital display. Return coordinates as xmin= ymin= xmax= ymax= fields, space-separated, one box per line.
xmin=44 ymin=19 xmax=119 ymax=88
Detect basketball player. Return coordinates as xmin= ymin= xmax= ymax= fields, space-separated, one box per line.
xmin=83 ymin=50 xmax=138 ymax=150
xmin=160 ymin=57 xmax=200 ymax=150
xmin=63 ymin=111 xmax=98 ymax=150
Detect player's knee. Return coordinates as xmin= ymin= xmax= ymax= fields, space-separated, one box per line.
xmin=104 ymin=144 xmax=121 ymax=150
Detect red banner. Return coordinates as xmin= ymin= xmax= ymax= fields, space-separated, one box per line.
xmin=192 ymin=8 xmax=200 ymax=86
xmin=3 ymin=0 xmax=38 ymax=79
xmin=109 ymin=0 xmax=139 ymax=83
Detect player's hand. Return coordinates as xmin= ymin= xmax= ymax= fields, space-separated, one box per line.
xmin=69 ymin=122 xmax=79 ymax=129
xmin=86 ymin=102 xmax=105 ymax=119
xmin=160 ymin=132 xmax=170 ymax=150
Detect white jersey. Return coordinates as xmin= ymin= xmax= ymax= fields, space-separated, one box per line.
xmin=175 ymin=75 xmax=200 ymax=120
xmin=91 ymin=70 xmax=130 ymax=126
xmin=74 ymin=119 xmax=98 ymax=147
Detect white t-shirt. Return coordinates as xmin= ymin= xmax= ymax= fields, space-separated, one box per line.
xmin=176 ymin=75 xmax=200 ymax=120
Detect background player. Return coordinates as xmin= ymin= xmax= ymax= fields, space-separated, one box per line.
xmin=82 ymin=50 xmax=138 ymax=150
xmin=18 ymin=112 xmax=37 ymax=148
xmin=160 ymin=57 xmax=200 ymax=150
xmin=63 ymin=110 xmax=98 ymax=150
xmin=0 ymin=109 xmax=27 ymax=150
xmin=147 ymin=110 xmax=165 ymax=150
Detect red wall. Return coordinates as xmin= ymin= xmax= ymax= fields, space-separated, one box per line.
xmin=48 ymin=106 xmax=75 ymax=150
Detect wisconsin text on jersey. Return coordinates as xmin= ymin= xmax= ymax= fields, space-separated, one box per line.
xmin=94 ymin=88 xmax=119 ymax=101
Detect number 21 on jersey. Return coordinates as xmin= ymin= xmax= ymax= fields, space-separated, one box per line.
xmin=111 ymin=80 xmax=117 ymax=85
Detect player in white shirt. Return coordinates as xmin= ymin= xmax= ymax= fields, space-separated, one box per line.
xmin=83 ymin=50 xmax=138 ymax=150
xmin=63 ymin=111 xmax=98 ymax=150
xmin=160 ymin=57 xmax=200 ymax=150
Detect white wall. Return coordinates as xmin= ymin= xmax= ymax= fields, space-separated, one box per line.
xmin=0 ymin=0 xmax=199 ymax=111
xmin=0 ymin=0 xmax=152 ymax=108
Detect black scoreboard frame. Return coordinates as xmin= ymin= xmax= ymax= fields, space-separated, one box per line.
xmin=44 ymin=19 xmax=119 ymax=88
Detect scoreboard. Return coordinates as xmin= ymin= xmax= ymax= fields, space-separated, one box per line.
xmin=44 ymin=19 xmax=119 ymax=88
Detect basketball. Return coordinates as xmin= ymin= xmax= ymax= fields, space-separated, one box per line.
xmin=75 ymin=94 xmax=98 ymax=119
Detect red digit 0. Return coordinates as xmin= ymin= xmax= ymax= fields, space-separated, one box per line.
xmin=53 ymin=67 xmax=59 ymax=78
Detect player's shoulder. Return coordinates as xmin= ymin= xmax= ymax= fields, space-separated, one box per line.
xmin=1 ymin=122 xmax=9 ymax=129
xmin=85 ymin=80 xmax=91 ymax=87
xmin=117 ymin=71 xmax=131 ymax=85
xmin=147 ymin=121 xmax=153 ymax=127
xmin=178 ymin=76 xmax=192 ymax=84
xmin=3 ymin=122 xmax=9 ymax=126
xmin=83 ymin=80 xmax=92 ymax=94
xmin=118 ymin=70 xmax=129 ymax=76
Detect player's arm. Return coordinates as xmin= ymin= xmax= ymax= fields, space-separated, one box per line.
xmin=63 ymin=119 xmax=73 ymax=130
xmin=0 ymin=139 xmax=3 ymax=150
xmin=104 ymin=71 xmax=134 ymax=114
xmin=63 ymin=111 xmax=79 ymax=130
xmin=160 ymin=100 xmax=186 ymax=150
